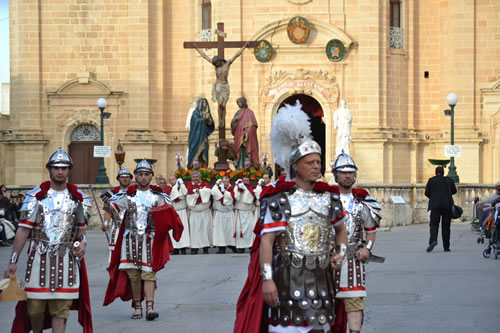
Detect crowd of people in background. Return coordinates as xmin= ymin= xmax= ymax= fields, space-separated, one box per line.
xmin=142 ymin=171 xmax=274 ymax=254
xmin=0 ymin=184 xmax=23 ymax=246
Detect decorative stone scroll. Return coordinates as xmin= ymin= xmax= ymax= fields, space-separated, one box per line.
xmin=70 ymin=124 xmax=100 ymax=142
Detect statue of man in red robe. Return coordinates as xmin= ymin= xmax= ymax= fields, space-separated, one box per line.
xmin=230 ymin=97 xmax=259 ymax=169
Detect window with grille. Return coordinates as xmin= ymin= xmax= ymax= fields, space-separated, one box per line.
xmin=389 ymin=0 xmax=403 ymax=49
xmin=202 ymin=0 xmax=211 ymax=30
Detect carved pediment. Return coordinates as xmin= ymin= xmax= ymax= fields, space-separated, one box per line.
xmin=260 ymin=68 xmax=339 ymax=104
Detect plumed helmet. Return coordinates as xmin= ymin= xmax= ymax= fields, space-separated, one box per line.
xmin=46 ymin=147 xmax=73 ymax=168
xmin=290 ymin=137 xmax=322 ymax=166
xmin=331 ymin=151 xmax=358 ymax=172
xmin=116 ymin=168 xmax=133 ymax=180
xmin=134 ymin=159 xmax=154 ymax=175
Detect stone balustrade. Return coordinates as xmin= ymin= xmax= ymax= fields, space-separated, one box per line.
xmin=5 ymin=183 xmax=497 ymax=229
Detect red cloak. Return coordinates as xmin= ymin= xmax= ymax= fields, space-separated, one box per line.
xmin=103 ymin=202 xmax=184 ymax=306
xmin=231 ymin=107 xmax=259 ymax=167
xmin=234 ymin=178 xmax=354 ymax=333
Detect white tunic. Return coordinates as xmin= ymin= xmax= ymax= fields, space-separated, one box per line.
xmin=169 ymin=183 xmax=191 ymax=248
xmin=234 ymin=186 xmax=256 ymax=249
xmin=186 ymin=184 xmax=212 ymax=248
xmin=211 ymin=185 xmax=235 ymax=247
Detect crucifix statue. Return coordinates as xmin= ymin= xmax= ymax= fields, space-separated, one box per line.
xmin=184 ymin=22 xmax=258 ymax=170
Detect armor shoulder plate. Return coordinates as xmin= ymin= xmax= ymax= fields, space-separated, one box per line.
xmin=361 ymin=195 xmax=382 ymax=227
xmin=159 ymin=192 xmax=172 ymax=205
xmin=19 ymin=187 xmax=41 ymax=220
xmin=110 ymin=190 xmax=127 ymax=203
xmin=260 ymin=191 xmax=290 ymax=225
xmin=330 ymin=192 xmax=343 ymax=218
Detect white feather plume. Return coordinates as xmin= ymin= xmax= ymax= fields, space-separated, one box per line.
xmin=270 ymin=100 xmax=311 ymax=179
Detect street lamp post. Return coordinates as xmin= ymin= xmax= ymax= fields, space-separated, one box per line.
xmin=95 ymin=98 xmax=111 ymax=184
xmin=445 ymin=93 xmax=459 ymax=183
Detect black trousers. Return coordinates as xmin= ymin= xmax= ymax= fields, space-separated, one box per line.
xmin=429 ymin=207 xmax=452 ymax=250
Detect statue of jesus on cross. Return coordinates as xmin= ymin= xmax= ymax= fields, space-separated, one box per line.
xmin=192 ymin=41 xmax=250 ymax=129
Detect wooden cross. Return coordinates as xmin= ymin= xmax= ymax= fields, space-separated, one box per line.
xmin=184 ymin=22 xmax=258 ymax=170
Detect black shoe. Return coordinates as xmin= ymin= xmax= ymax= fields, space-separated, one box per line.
xmin=426 ymin=241 xmax=437 ymax=252
xmin=191 ymin=249 xmax=199 ymax=255
xmin=203 ymin=247 xmax=209 ymax=254
xmin=180 ymin=248 xmax=187 ymax=255
xmin=229 ymin=246 xmax=238 ymax=254
xmin=217 ymin=247 xmax=226 ymax=254
xmin=444 ymin=249 xmax=451 ymax=252
xmin=172 ymin=249 xmax=179 ymax=255
xmin=237 ymin=248 xmax=245 ymax=254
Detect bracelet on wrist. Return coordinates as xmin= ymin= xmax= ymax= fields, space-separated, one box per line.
xmin=260 ymin=263 xmax=273 ymax=281
xmin=80 ymin=234 xmax=87 ymax=244
xmin=9 ymin=252 xmax=18 ymax=264
xmin=335 ymin=243 xmax=347 ymax=257
xmin=366 ymin=240 xmax=373 ymax=252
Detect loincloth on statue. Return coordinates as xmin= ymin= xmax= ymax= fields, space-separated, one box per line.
xmin=212 ymin=82 xmax=230 ymax=105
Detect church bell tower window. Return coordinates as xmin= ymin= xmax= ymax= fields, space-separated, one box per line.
xmin=202 ymin=0 xmax=211 ymax=30
xmin=389 ymin=0 xmax=404 ymax=49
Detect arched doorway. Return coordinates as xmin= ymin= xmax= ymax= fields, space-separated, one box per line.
xmin=277 ymin=94 xmax=326 ymax=175
xmin=68 ymin=125 xmax=101 ymax=184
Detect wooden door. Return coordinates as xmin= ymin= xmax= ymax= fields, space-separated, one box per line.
xmin=68 ymin=141 xmax=100 ymax=184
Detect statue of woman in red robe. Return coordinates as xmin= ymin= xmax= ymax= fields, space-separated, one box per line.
xmin=230 ymin=97 xmax=259 ymax=169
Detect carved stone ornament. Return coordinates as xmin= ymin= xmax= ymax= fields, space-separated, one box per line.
xmin=70 ymin=124 xmax=100 ymax=141
xmin=260 ymin=69 xmax=339 ymax=105
xmin=199 ymin=29 xmax=212 ymax=42
xmin=287 ymin=16 xmax=311 ymax=44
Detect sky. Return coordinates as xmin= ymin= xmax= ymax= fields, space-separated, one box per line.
xmin=0 ymin=0 xmax=8 ymax=111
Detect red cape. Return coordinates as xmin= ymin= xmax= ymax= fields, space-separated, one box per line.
xmin=231 ymin=108 xmax=259 ymax=167
xmin=234 ymin=178 xmax=349 ymax=333
xmin=103 ymin=203 xmax=183 ymax=306
xmin=11 ymin=259 xmax=93 ymax=333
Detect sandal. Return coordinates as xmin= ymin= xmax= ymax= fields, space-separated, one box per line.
xmin=146 ymin=300 xmax=159 ymax=321
xmin=131 ymin=300 xmax=142 ymax=320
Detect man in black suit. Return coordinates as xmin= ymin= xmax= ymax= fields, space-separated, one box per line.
xmin=425 ymin=166 xmax=457 ymax=252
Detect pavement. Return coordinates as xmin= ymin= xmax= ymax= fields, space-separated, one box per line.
xmin=1 ymin=221 xmax=499 ymax=333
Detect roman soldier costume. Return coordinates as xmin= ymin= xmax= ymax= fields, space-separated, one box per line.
xmin=107 ymin=168 xmax=133 ymax=259
xmin=10 ymin=148 xmax=93 ymax=332
xmin=331 ymin=153 xmax=381 ymax=299
xmin=103 ymin=159 xmax=184 ymax=317
xmin=235 ymin=102 xmax=348 ymax=333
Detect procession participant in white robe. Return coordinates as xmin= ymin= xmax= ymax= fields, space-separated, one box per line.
xmin=211 ymin=176 xmax=238 ymax=254
xmin=233 ymin=175 xmax=256 ymax=253
xmin=253 ymin=173 xmax=272 ymax=226
xmin=185 ymin=170 xmax=212 ymax=255
xmin=165 ymin=174 xmax=190 ymax=255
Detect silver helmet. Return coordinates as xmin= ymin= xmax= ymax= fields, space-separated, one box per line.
xmin=290 ymin=136 xmax=322 ymax=166
xmin=134 ymin=159 xmax=154 ymax=175
xmin=46 ymin=147 xmax=73 ymax=168
xmin=332 ymin=151 xmax=357 ymax=172
xmin=116 ymin=168 xmax=133 ymax=180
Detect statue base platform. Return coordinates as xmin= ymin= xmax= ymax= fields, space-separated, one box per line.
xmin=214 ymin=160 xmax=230 ymax=171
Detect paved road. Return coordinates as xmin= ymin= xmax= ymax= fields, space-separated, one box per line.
xmin=1 ymin=222 xmax=499 ymax=332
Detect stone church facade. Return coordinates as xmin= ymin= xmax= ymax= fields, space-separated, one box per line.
xmin=1 ymin=0 xmax=499 ymax=186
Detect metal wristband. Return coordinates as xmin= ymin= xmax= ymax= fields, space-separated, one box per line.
xmin=260 ymin=264 xmax=273 ymax=280
xmin=80 ymin=234 xmax=87 ymax=244
xmin=9 ymin=252 xmax=18 ymax=264
xmin=336 ymin=243 xmax=347 ymax=257
xmin=366 ymin=240 xmax=374 ymax=251
xmin=103 ymin=220 xmax=110 ymax=227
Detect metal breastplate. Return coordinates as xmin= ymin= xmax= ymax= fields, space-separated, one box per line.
xmin=38 ymin=189 xmax=77 ymax=254
xmin=341 ymin=194 xmax=364 ymax=258
xmin=282 ymin=189 xmax=332 ymax=269
xmin=126 ymin=190 xmax=158 ymax=236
